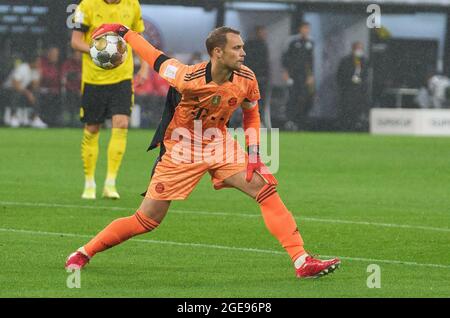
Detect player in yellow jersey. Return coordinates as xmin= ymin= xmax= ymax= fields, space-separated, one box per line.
xmin=66 ymin=24 xmax=341 ymax=279
xmin=71 ymin=0 xmax=148 ymax=199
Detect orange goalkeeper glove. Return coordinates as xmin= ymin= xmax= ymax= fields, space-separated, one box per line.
xmin=246 ymin=145 xmax=278 ymax=185
xmin=92 ymin=23 xmax=129 ymax=39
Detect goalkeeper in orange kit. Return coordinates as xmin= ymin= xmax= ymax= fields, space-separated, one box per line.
xmin=65 ymin=24 xmax=340 ymax=279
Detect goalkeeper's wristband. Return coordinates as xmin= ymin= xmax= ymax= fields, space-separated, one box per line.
xmin=116 ymin=26 xmax=129 ymax=38
xmin=247 ymin=145 xmax=259 ymax=155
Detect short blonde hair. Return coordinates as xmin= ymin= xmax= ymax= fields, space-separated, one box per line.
xmin=205 ymin=26 xmax=241 ymax=56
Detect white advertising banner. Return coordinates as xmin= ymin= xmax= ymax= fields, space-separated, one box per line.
xmin=370 ymin=108 xmax=450 ymax=136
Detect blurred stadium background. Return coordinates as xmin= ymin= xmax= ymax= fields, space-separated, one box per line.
xmin=1 ymin=0 xmax=449 ymax=298
xmin=1 ymin=0 xmax=450 ymax=132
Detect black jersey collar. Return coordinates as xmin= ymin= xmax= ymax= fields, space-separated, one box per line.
xmin=205 ymin=61 xmax=212 ymax=83
xmin=205 ymin=61 xmax=234 ymax=83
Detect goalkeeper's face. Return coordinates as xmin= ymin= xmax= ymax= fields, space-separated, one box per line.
xmin=220 ymin=33 xmax=246 ymax=71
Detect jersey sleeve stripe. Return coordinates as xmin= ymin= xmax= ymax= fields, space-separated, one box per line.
xmin=184 ymin=72 xmax=206 ymax=82
xmin=184 ymin=68 xmax=206 ymax=78
xmin=154 ymin=54 xmax=171 ymax=72
xmin=184 ymin=72 xmax=206 ymax=79
xmin=233 ymin=72 xmax=254 ymax=81
xmin=236 ymin=69 xmax=254 ymax=77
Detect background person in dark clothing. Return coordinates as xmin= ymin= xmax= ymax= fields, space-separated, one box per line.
xmin=282 ymin=21 xmax=315 ymax=130
xmin=336 ymin=41 xmax=369 ymax=131
xmin=61 ymin=50 xmax=82 ymax=127
xmin=230 ymin=25 xmax=270 ymax=129
xmin=39 ymin=46 xmax=61 ymax=127
xmin=245 ymin=25 xmax=270 ymax=121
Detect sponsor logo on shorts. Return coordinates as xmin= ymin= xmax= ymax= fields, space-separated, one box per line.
xmin=228 ymin=97 xmax=237 ymax=107
xmin=155 ymin=183 xmax=165 ymax=193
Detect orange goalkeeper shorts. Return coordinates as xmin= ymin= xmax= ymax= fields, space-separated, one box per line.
xmin=145 ymin=135 xmax=247 ymax=200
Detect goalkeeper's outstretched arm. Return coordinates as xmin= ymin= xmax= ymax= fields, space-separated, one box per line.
xmin=123 ymin=31 xmax=166 ymax=71
xmin=92 ymin=24 xmax=167 ymax=70
xmin=92 ymin=24 xmax=187 ymax=90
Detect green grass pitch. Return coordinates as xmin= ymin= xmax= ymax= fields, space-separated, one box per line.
xmin=0 ymin=128 xmax=449 ymax=297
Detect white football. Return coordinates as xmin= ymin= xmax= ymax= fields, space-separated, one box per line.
xmin=90 ymin=33 xmax=127 ymax=70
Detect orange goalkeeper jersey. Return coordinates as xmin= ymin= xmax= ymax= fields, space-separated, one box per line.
xmin=123 ymin=31 xmax=260 ymax=150
xmin=151 ymin=59 xmax=260 ymax=147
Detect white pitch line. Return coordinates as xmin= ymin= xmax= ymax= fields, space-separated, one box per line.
xmin=1 ymin=227 xmax=449 ymax=269
xmin=1 ymin=200 xmax=450 ymax=233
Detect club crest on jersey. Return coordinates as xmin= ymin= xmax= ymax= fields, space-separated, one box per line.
xmin=211 ymin=95 xmax=221 ymax=106
xmin=228 ymin=97 xmax=237 ymax=107
xmin=155 ymin=183 xmax=165 ymax=193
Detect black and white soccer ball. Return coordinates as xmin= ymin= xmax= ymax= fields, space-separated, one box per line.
xmin=90 ymin=33 xmax=128 ymax=70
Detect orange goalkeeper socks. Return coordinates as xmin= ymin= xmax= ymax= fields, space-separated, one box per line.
xmin=83 ymin=210 xmax=159 ymax=257
xmin=256 ymin=184 xmax=306 ymax=262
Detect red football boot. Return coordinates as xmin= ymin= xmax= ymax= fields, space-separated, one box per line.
xmin=296 ymin=255 xmax=340 ymax=278
xmin=65 ymin=251 xmax=90 ymax=270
